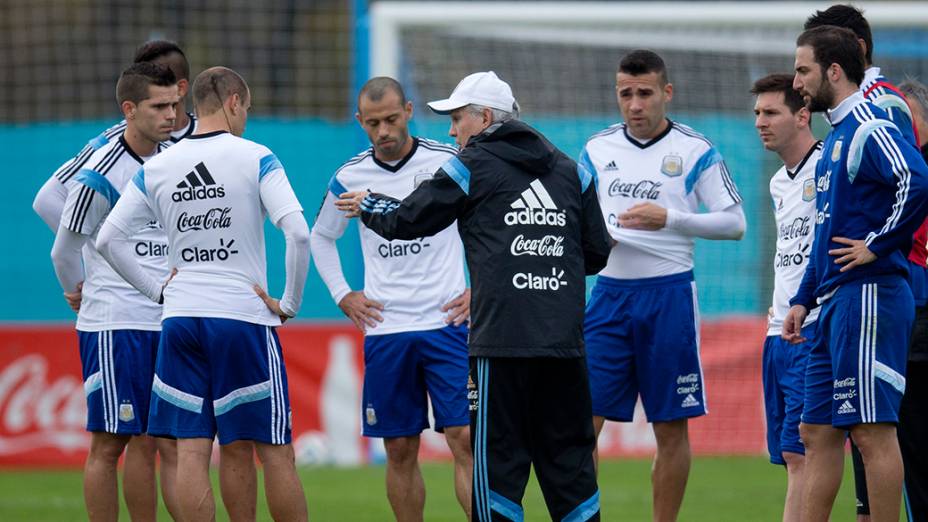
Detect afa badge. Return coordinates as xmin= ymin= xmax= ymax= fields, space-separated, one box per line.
xmin=118 ymin=403 xmax=135 ymax=423
xmin=366 ymin=405 xmax=377 ymax=426
xmin=802 ymin=179 xmax=816 ymax=202
xmin=831 ymin=140 xmax=843 ymax=162
xmin=660 ymin=155 xmax=683 ymax=177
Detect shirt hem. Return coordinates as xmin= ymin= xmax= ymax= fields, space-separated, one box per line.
xmin=162 ymin=310 xmax=281 ymax=327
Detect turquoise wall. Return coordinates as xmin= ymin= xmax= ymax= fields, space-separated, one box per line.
xmin=2 ymin=114 xmax=764 ymax=321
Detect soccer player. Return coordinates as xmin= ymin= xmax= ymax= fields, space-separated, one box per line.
xmin=95 ymin=66 xmax=310 ymax=522
xmin=898 ymin=77 xmax=928 ymax=521
xmin=311 ymin=76 xmax=473 ymax=521
xmin=33 ymin=40 xmax=198 ymax=233
xmin=803 ymin=8 xmax=925 ymax=518
xmin=337 ymin=71 xmax=611 ymax=522
xmin=785 ymin=26 xmax=928 ymax=522
xmin=752 ymin=73 xmax=822 ymax=522
xmin=580 ymin=50 xmax=746 ymax=522
xmin=50 ymin=62 xmax=178 ymax=522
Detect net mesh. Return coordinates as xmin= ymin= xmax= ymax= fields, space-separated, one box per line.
xmin=0 ymin=0 xmax=354 ymax=122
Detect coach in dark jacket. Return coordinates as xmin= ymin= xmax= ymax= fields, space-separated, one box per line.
xmin=337 ymin=71 xmax=609 ymax=522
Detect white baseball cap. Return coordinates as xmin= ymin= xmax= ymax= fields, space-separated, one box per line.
xmin=427 ymin=71 xmax=516 ymax=114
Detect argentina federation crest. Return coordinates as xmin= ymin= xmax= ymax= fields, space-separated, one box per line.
xmin=802 ymin=179 xmax=816 ymax=202
xmin=661 ymin=154 xmax=683 ymax=177
xmin=366 ymin=405 xmax=377 ymax=425
xmin=118 ymin=403 xmax=135 ymax=423
xmin=831 ymin=140 xmax=843 ymax=162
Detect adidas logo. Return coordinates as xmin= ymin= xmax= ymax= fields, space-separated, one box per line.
xmin=837 ymin=400 xmax=856 ymax=415
xmin=604 ymin=160 xmax=618 ymax=171
xmin=504 ymin=179 xmax=566 ymax=227
xmin=681 ymin=394 xmax=700 ymax=408
xmin=172 ymin=162 xmax=225 ymax=202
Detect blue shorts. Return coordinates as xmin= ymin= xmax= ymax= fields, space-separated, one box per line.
xmin=803 ymin=277 xmax=912 ymax=427
xmin=148 ymin=317 xmax=292 ymax=445
xmin=585 ymin=271 xmax=707 ymax=423
xmin=79 ymin=329 xmax=159 ymax=435
xmin=763 ymin=325 xmax=814 ymax=465
xmin=362 ymin=324 xmax=469 ymax=438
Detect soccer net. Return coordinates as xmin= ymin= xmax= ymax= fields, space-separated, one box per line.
xmin=370 ymin=1 xmax=928 ymax=456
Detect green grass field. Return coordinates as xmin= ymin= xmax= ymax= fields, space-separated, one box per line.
xmin=0 ymin=456 xmax=858 ymax=521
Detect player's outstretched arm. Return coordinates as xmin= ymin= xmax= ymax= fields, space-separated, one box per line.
xmin=355 ymin=166 xmax=467 ymax=241
xmin=664 ymin=203 xmax=747 ymax=240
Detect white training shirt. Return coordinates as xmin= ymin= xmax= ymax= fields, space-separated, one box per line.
xmin=34 ymin=115 xmax=196 ymax=231
xmin=312 ymin=138 xmax=467 ymax=336
xmin=104 ymin=130 xmax=303 ymax=326
xmin=59 ymin=136 xmax=170 ymax=331
xmin=768 ymin=142 xmax=823 ymax=336
xmin=580 ymin=121 xmax=743 ymax=279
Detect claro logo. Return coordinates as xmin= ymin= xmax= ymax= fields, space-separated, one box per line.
xmin=512 ymin=267 xmax=568 ymax=291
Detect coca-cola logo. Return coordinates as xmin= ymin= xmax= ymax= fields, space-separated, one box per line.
xmin=510 ymin=234 xmax=564 ymax=257
xmin=0 ymin=355 xmax=88 ymax=455
xmin=608 ymin=179 xmax=662 ymax=200
xmin=778 ymin=216 xmax=811 ymax=241
xmin=177 ymin=207 xmax=232 ymax=232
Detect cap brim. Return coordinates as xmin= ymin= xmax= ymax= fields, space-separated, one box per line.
xmin=427 ymin=98 xmax=467 ymax=115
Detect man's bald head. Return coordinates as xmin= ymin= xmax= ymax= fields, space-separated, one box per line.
xmin=192 ymin=66 xmax=249 ymax=117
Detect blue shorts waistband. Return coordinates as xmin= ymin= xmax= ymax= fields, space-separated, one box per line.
xmin=596 ymin=270 xmax=694 ymax=289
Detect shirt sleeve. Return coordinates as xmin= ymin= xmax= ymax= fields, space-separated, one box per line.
xmin=50 ymin=224 xmax=87 ymax=293
xmin=312 ymin=179 xmax=351 ymax=240
xmin=690 ymin=147 xmax=743 ymax=212
xmin=855 ymin=123 xmax=928 ymax=258
xmin=577 ymin=153 xmax=611 ymax=275
xmin=60 ymin=168 xmax=120 ymax=236
xmin=310 ymin=189 xmax=353 ymax=304
xmin=96 ymin=181 xmax=163 ymax=302
xmin=104 ymin=174 xmax=158 ymax=237
xmin=789 ymin=250 xmax=819 ymax=311
xmin=258 ymin=153 xmax=303 ymax=226
xmin=665 ymin=203 xmax=746 ymax=240
xmin=361 ymin=156 xmax=469 ymax=241
xmin=33 ymin=175 xmax=69 ymax=232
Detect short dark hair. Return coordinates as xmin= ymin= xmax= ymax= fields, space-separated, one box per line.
xmin=358 ymin=77 xmax=407 ymax=109
xmin=192 ymin=66 xmax=249 ymax=116
xmin=134 ymin=40 xmax=190 ymax=80
xmin=804 ymin=4 xmax=872 ymax=65
xmin=751 ymin=73 xmax=807 ymax=113
xmin=116 ymin=62 xmax=176 ymax=105
xmin=796 ymin=25 xmax=865 ymax=86
xmin=618 ymin=50 xmax=668 ymax=84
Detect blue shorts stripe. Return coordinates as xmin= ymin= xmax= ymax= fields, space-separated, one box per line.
xmin=489 ymin=490 xmax=524 ymax=521
xmin=268 ymin=326 xmax=286 ymax=444
xmin=213 ymin=381 xmax=272 ymax=416
xmin=562 ymin=490 xmax=600 ymax=522
xmin=84 ymin=371 xmax=102 ymax=396
xmin=478 ymin=358 xmax=491 ymax=522
xmin=152 ymin=375 xmax=204 ymax=414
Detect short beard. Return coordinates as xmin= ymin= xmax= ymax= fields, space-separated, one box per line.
xmin=807 ymin=80 xmax=835 ymax=113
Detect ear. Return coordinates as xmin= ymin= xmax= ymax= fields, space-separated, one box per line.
xmin=664 ymin=82 xmax=674 ymax=102
xmin=175 ymin=78 xmax=189 ymax=99
xmin=355 ymin=111 xmax=364 ymax=127
xmin=796 ymin=106 xmax=811 ymax=128
xmin=121 ymin=100 xmax=137 ymax=119
xmin=227 ymin=92 xmax=240 ymax=115
xmin=482 ymin=107 xmax=494 ymax=127
xmin=404 ymin=100 xmax=414 ymax=120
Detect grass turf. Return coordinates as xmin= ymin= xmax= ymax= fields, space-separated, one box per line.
xmin=0 ymin=456 xmax=858 ymax=521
